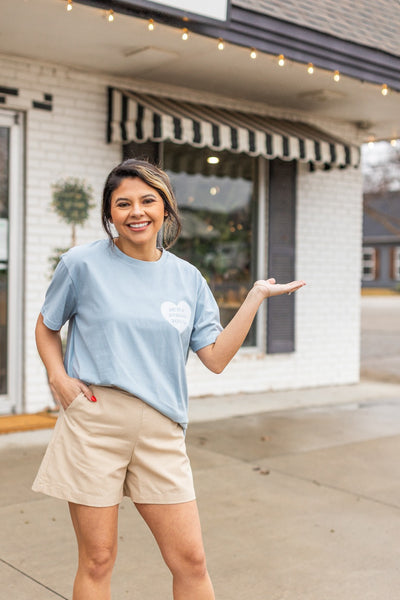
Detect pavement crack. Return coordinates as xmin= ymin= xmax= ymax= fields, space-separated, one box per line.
xmin=270 ymin=467 xmax=400 ymax=511
xmin=0 ymin=557 xmax=69 ymax=599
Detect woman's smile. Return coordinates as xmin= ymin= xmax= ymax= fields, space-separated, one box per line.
xmin=127 ymin=221 xmax=151 ymax=230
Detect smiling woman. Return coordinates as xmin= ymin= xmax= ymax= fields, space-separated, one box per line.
xmin=110 ymin=178 xmax=167 ymax=261
xmin=101 ymin=158 xmax=181 ymax=255
xmin=32 ymin=157 xmax=304 ymax=600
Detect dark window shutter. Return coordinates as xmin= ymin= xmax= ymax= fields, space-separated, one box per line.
xmin=267 ymin=159 xmax=296 ymax=354
xmin=390 ymin=247 xmax=396 ymax=280
xmin=375 ymin=247 xmax=380 ymax=280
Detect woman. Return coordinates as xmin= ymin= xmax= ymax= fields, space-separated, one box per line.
xmin=33 ymin=158 xmax=305 ymax=600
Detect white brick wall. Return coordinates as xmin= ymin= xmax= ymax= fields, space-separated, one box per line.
xmin=1 ymin=56 xmax=121 ymax=412
xmin=0 ymin=55 xmax=363 ymax=413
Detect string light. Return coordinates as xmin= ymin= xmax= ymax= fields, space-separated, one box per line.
xmin=391 ymin=139 xmax=398 ymax=147
xmin=65 ymin=7 xmax=399 ymax=100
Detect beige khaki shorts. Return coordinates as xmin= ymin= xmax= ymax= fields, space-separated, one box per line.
xmin=32 ymin=385 xmax=195 ymax=507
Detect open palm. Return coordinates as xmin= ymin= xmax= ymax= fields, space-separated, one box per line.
xmin=254 ymin=278 xmax=306 ymax=298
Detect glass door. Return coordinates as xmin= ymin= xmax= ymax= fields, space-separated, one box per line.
xmin=0 ymin=110 xmax=23 ymax=413
xmin=0 ymin=126 xmax=9 ymax=398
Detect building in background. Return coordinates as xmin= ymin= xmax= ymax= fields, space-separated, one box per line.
xmin=363 ymin=191 xmax=400 ymax=290
xmin=362 ymin=140 xmax=400 ymax=291
xmin=1 ymin=0 xmax=400 ymax=414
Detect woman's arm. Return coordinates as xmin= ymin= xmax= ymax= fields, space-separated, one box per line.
xmin=35 ymin=313 xmax=95 ymax=408
xmin=196 ymin=278 xmax=305 ymax=373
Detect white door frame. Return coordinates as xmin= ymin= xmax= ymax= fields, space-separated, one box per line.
xmin=0 ymin=109 xmax=24 ymax=414
xmin=255 ymin=156 xmax=267 ymax=351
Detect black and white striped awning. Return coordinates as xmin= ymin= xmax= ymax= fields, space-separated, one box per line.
xmin=107 ymin=87 xmax=360 ymax=168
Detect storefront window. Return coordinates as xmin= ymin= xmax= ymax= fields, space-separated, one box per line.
xmin=164 ymin=143 xmax=257 ymax=346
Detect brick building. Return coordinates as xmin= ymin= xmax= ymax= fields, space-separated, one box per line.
xmin=0 ymin=0 xmax=399 ymax=414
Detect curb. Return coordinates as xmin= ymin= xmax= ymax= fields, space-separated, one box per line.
xmin=0 ymin=412 xmax=57 ymax=435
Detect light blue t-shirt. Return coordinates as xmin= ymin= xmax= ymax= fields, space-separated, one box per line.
xmin=41 ymin=239 xmax=222 ymax=429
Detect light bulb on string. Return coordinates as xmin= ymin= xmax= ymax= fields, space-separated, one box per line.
xmin=381 ymin=84 xmax=388 ymax=96
xmin=217 ymin=38 xmax=224 ymax=51
xmin=182 ymin=28 xmax=189 ymax=41
xmin=66 ymin=0 xmax=73 ymax=11
xmin=148 ymin=18 xmax=155 ymax=31
xmin=250 ymin=48 xmax=257 ymax=59
xmin=333 ymin=70 xmax=340 ymax=82
xmin=278 ymin=54 xmax=285 ymax=66
xmin=107 ymin=10 xmax=114 ymax=22
xmin=307 ymin=63 xmax=314 ymax=74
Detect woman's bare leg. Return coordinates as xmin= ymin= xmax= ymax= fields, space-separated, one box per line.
xmin=68 ymin=503 xmax=119 ymax=600
xmin=135 ymin=500 xmax=215 ymax=600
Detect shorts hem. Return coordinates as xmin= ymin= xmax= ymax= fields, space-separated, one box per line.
xmin=128 ymin=492 xmax=196 ymax=505
xmin=32 ymin=480 xmax=123 ymax=508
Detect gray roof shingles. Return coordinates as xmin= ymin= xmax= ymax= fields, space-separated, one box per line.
xmin=233 ymin=0 xmax=400 ymax=57
xmin=364 ymin=192 xmax=400 ymax=239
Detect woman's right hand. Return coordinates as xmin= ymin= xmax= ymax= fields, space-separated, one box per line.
xmin=35 ymin=315 xmax=97 ymax=410
xmin=49 ymin=374 xmax=96 ymax=410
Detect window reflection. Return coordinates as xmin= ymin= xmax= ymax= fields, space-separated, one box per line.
xmin=164 ymin=144 xmax=257 ymax=346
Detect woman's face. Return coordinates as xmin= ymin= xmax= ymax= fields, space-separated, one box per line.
xmin=110 ymin=177 xmax=167 ymax=257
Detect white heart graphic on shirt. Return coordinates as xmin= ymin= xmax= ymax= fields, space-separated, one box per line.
xmin=161 ymin=301 xmax=191 ymax=333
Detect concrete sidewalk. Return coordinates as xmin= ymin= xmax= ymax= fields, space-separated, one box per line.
xmin=2 ymin=379 xmax=400 ymax=599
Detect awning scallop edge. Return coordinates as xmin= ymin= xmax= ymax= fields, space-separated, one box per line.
xmin=107 ymin=87 xmax=360 ymax=168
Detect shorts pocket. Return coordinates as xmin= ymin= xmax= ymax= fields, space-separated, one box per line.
xmin=65 ymin=391 xmax=85 ymax=412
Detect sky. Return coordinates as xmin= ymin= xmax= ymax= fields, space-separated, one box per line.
xmin=361 ymin=140 xmax=400 ymax=192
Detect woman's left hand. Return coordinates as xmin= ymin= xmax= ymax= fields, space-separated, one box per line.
xmin=253 ymin=278 xmax=306 ymax=299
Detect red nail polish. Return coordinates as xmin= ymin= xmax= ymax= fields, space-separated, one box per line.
xmin=91 ymin=396 xmax=97 ymax=402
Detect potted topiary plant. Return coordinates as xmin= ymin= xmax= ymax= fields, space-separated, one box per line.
xmin=49 ymin=178 xmax=94 ymax=272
